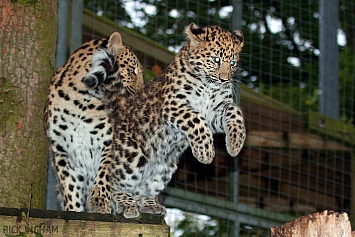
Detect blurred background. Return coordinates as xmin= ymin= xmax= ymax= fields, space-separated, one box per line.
xmin=48 ymin=1 xmax=355 ymax=236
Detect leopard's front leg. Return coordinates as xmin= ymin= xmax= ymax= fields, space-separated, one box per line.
xmin=223 ymin=104 xmax=246 ymax=157
xmin=164 ymin=107 xmax=215 ymax=164
xmin=88 ymin=160 xmax=112 ymax=214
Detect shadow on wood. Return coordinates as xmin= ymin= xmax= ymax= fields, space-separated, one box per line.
xmin=0 ymin=207 xmax=169 ymax=237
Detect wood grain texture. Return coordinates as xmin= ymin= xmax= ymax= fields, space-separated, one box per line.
xmin=0 ymin=0 xmax=57 ymax=209
xmin=0 ymin=207 xmax=170 ymax=237
xmin=271 ymin=210 xmax=353 ymax=237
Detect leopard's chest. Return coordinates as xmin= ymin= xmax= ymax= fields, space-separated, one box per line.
xmin=47 ymin=86 xmax=110 ymax=166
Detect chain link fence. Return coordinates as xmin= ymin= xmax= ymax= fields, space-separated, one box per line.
xmin=50 ymin=0 xmax=355 ymax=236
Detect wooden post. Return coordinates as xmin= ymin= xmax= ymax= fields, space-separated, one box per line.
xmin=271 ymin=210 xmax=353 ymax=237
xmin=0 ymin=0 xmax=57 ymax=210
xmin=0 ymin=207 xmax=170 ymax=237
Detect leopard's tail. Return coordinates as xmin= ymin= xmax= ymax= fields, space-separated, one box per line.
xmin=83 ymin=48 xmax=121 ymax=90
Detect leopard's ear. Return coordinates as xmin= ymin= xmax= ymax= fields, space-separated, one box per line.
xmin=232 ymin=30 xmax=244 ymax=46
xmin=185 ymin=23 xmax=205 ymax=49
xmin=108 ymin=32 xmax=124 ymax=53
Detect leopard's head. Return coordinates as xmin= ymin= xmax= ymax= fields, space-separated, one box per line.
xmin=185 ymin=23 xmax=244 ymax=89
xmin=84 ymin=32 xmax=144 ymax=96
xmin=108 ymin=32 xmax=144 ymax=96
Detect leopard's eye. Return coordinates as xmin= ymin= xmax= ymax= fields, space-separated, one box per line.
xmin=212 ymin=57 xmax=221 ymax=64
xmin=129 ymin=66 xmax=136 ymax=74
xmin=230 ymin=60 xmax=236 ymax=66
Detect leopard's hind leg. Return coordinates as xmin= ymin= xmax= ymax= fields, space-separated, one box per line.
xmin=88 ymin=183 xmax=112 ymax=214
xmin=53 ymin=152 xmax=88 ymax=212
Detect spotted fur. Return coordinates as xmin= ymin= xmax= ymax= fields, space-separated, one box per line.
xmin=88 ymin=23 xmax=246 ymax=218
xmin=43 ymin=32 xmax=144 ymax=212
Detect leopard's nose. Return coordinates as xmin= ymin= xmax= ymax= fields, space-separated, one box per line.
xmin=219 ymin=62 xmax=230 ymax=82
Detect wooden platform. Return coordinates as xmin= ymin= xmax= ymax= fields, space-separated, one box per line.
xmin=0 ymin=207 xmax=169 ymax=237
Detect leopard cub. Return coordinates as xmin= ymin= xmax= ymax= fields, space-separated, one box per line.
xmin=44 ymin=32 xmax=143 ymax=212
xmin=88 ymin=23 xmax=246 ymax=218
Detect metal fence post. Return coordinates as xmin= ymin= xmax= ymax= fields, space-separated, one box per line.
xmin=46 ymin=0 xmax=70 ymax=211
xmin=319 ymin=0 xmax=339 ymax=120
xmin=231 ymin=1 xmax=243 ymax=236
xmin=55 ymin=0 xmax=69 ymax=69
xmin=70 ymin=0 xmax=84 ymax=54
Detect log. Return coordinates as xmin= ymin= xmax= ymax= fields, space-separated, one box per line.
xmin=271 ymin=210 xmax=353 ymax=237
xmin=0 ymin=207 xmax=169 ymax=237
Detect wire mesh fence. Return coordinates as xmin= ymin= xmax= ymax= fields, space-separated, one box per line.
xmin=52 ymin=0 xmax=355 ymax=236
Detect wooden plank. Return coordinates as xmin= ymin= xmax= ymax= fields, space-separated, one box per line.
xmin=238 ymin=174 xmax=338 ymax=213
xmin=239 ymin=148 xmax=303 ymax=171
xmin=245 ymin=131 xmax=351 ymax=151
xmin=308 ymin=111 xmax=355 ymax=146
xmin=240 ymin=88 xmax=304 ymax=133
xmin=240 ymin=86 xmax=302 ymax=115
xmin=172 ymin=171 xmax=340 ymax=215
xmin=0 ymin=208 xmax=169 ymax=237
xmin=82 ymin=9 xmax=174 ymax=66
xmin=255 ymin=163 xmax=351 ymax=197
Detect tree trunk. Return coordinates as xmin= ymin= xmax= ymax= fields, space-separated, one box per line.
xmin=271 ymin=210 xmax=353 ymax=237
xmin=0 ymin=0 xmax=57 ymax=209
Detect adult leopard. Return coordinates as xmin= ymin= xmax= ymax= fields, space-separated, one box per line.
xmin=44 ymin=32 xmax=144 ymax=212
xmin=88 ymin=23 xmax=246 ymax=218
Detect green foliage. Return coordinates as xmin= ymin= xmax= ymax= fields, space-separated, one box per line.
xmin=11 ymin=0 xmax=38 ymax=5
xmin=173 ymin=212 xmax=229 ymax=237
xmin=260 ymin=46 xmax=355 ymax=123
xmin=169 ymin=211 xmax=270 ymax=237
xmin=84 ymin=0 xmax=132 ymax=27
xmin=240 ymin=224 xmax=269 ymax=237
xmin=339 ymin=47 xmax=355 ymax=123
xmin=143 ymin=69 xmax=156 ymax=82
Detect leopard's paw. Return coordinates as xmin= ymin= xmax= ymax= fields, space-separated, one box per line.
xmin=186 ymin=127 xmax=215 ymax=164
xmin=112 ymin=192 xmax=140 ymax=218
xmin=140 ymin=203 xmax=166 ymax=216
xmin=225 ymin=128 xmax=246 ymax=157
xmin=123 ymin=205 xmax=140 ymax=218
xmin=190 ymin=138 xmax=215 ymax=164
xmin=137 ymin=196 xmax=166 ymax=216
